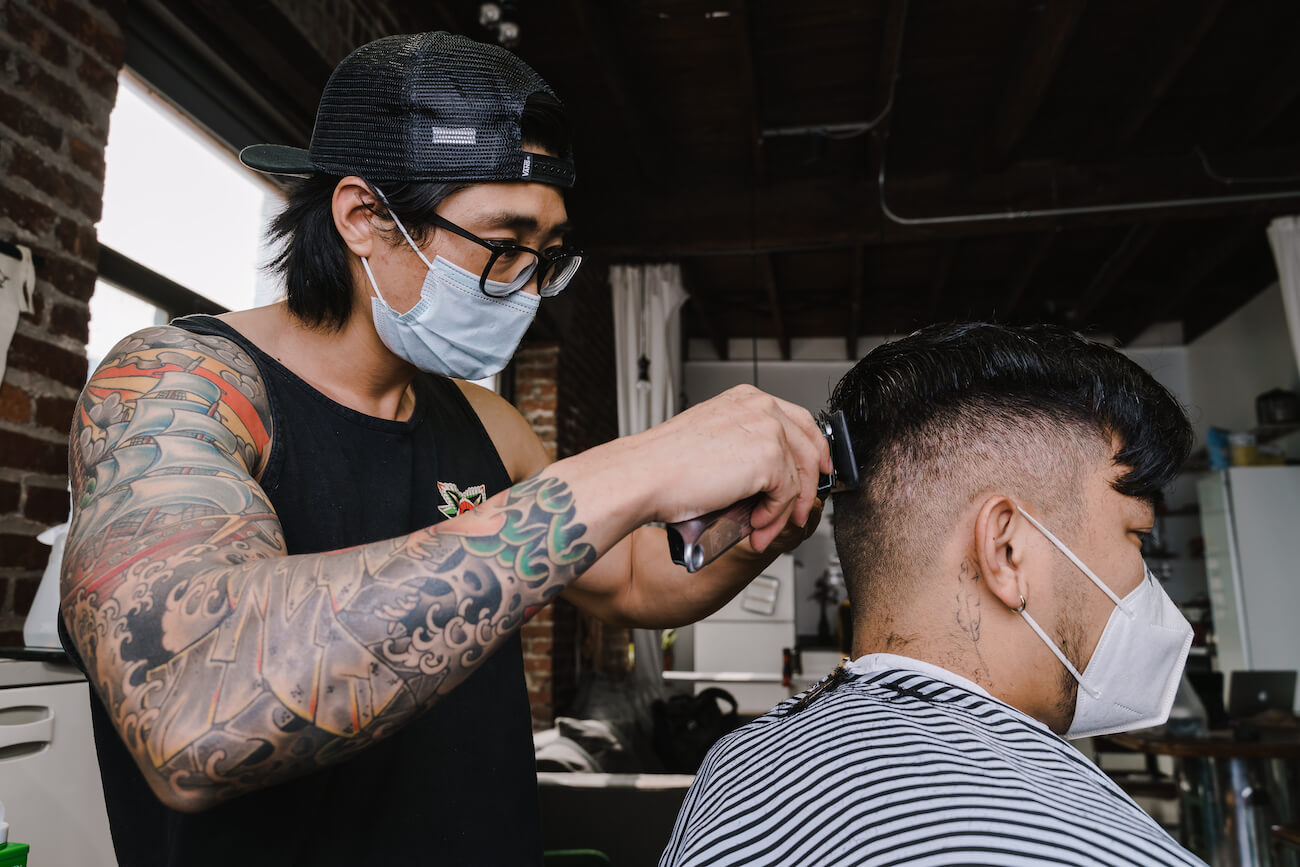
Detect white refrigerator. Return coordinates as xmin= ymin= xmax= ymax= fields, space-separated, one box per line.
xmin=1197 ymin=466 xmax=1300 ymax=711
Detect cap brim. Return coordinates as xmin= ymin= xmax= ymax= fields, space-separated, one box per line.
xmin=239 ymin=144 xmax=317 ymax=176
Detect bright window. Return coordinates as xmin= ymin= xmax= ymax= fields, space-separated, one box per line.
xmin=91 ymin=70 xmax=284 ymax=362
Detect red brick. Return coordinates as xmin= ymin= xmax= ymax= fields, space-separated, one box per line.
xmin=76 ymin=54 xmax=119 ymax=105
xmin=42 ymin=253 xmax=98 ymax=301
xmin=16 ymin=58 xmax=91 ymax=128
xmin=523 ymin=657 xmax=551 ymax=672
xmin=68 ymin=135 xmax=105 ymax=180
xmin=24 ymin=484 xmax=71 ymax=525
xmin=524 ymin=637 xmax=553 ymax=655
xmin=49 ymin=301 xmax=89 ymax=344
xmin=35 ymin=394 xmax=77 ymax=432
xmin=0 ymin=382 xmax=32 ymax=423
xmin=30 ymin=0 xmax=124 ymax=67
xmin=0 ymin=430 xmax=69 ymax=476
xmin=12 ymin=574 xmax=41 ymax=616
xmin=0 ymin=90 xmax=65 ymax=151
xmin=5 ymin=2 xmax=70 ymax=66
xmin=6 ymin=332 xmax=88 ymax=389
xmin=0 ymin=534 xmax=49 ymax=570
xmin=54 ymin=218 xmax=99 ymax=261
xmin=0 ymin=480 xmax=20 ymax=514
xmin=10 ymin=145 xmax=102 ymax=219
xmin=0 ymin=190 xmax=59 ymax=238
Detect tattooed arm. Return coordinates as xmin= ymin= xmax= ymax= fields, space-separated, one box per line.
xmin=63 ymin=327 xmax=827 ymax=812
xmin=462 ymin=380 xmax=826 ymax=628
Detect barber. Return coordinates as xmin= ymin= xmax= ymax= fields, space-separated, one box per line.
xmin=59 ymin=31 xmax=828 ymax=867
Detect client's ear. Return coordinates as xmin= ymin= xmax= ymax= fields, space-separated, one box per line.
xmin=974 ymin=495 xmax=1029 ymax=612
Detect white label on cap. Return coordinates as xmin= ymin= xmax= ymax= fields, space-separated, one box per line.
xmin=430 ymin=127 xmax=476 ymax=145
xmin=522 ymin=154 xmax=532 ymax=177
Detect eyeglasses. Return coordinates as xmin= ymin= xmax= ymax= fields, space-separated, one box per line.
xmin=369 ymin=182 xmax=583 ymax=298
xmin=429 ymin=213 xmax=583 ymax=298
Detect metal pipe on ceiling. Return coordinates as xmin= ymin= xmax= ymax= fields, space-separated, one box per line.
xmin=871 ymin=0 xmax=1300 ymax=226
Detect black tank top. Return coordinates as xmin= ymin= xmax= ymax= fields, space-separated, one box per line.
xmin=64 ymin=315 xmax=542 ymax=866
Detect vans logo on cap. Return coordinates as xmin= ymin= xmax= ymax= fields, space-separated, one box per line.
xmin=522 ymin=154 xmax=532 ymax=177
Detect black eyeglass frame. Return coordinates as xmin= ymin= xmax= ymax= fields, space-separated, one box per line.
xmin=429 ymin=213 xmax=583 ymax=298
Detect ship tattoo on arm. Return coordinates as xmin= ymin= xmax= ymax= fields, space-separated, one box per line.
xmin=62 ymin=326 xmax=595 ymax=810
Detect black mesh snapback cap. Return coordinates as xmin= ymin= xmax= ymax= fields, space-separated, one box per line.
xmin=239 ymin=32 xmax=575 ymax=188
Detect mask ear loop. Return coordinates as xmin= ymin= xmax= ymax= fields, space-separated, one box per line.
xmin=1013 ymin=595 xmax=1102 ymax=699
xmin=368 ymin=182 xmax=435 ymax=269
xmin=1017 ymin=506 xmax=1134 ymax=618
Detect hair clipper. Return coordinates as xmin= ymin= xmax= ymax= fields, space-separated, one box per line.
xmin=666 ymin=409 xmax=860 ymax=572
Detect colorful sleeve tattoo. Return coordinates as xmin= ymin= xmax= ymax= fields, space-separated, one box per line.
xmin=62 ymin=326 xmax=596 ymax=809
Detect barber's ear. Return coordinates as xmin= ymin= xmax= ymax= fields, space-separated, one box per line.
xmin=332 ymin=177 xmax=378 ymax=258
xmin=974 ymin=496 xmax=1030 ymax=611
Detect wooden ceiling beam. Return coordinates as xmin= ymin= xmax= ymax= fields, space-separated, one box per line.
xmin=732 ymin=0 xmax=768 ymax=181
xmin=1111 ymin=0 xmax=1225 ymax=148
xmin=927 ymin=241 xmax=956 ymax=320
xmin=867 ymin=0 xmax=909 ymax=184
xmin=758 ymin=254 xmax=791 ymax=360
xmin=1115 ymin=220 xmax=1260 ymax=344
xmin=680 ymin=263 xmax=730 ymax=360
xmin=989 ymin=0 xmax=1086 ymax=163
xmin=847 ymin=245 xmax=866 ymax=360
xmin=562 ymin=0 xmax=659 ymax=182
xmin=1070 ymin=223 xmax=1160 ymax=324
xmin=1234 ymin=51 xmax=1300 ymax=146
xmin=1001 ymin=230 xmax=1057 ymax=319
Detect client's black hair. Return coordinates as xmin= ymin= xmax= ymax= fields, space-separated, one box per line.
xmin=266 ymin=92 xmax=572 ymax=331
xmin=827 ymin=322 xmax=1192 ymax=608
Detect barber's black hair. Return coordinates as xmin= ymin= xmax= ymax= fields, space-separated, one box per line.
xmin=266 ymin=92 xmax=572 ymax=331
xmin=828 ymin=322 xmax=1192 ymax=504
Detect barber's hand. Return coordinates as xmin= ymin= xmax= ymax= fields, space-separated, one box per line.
xmin=761 ymin=497 xmax=823 ymax=557
xmin=629 ymin=385 xmax=831 ymax=553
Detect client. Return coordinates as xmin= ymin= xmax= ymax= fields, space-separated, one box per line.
xmin=661 ymin=322 xmax=1206 ymax=867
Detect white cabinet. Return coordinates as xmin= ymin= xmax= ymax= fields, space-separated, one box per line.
xmin=1198 ymin=466 xmax=1300 ymax=711
xmin=691 ymin=554 xmax=796 ymax=714
xmin=0 ymin=661 xmax=115 ymax=865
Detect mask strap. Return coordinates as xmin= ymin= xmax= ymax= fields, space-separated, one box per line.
xmin=369 ymin=182 xmax=433 ymax=270
xmin=360 ymin=257 xmax=389 ymax=307
xmin=1016 ymin=602 xmax=1101 ymax=699
xmin=1017 ymin=506 xmax=1132 ymax=616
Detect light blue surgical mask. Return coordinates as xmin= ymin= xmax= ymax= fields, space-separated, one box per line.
xmin=361 ymin=189 xmax=539 ymax=380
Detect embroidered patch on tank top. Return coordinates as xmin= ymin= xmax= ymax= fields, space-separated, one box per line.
xmin=437 ymin=481 xmax=487 ymax=518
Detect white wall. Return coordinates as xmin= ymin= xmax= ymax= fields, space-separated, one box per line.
xmin=1185 ymin=282 xmax=1300 ymax=451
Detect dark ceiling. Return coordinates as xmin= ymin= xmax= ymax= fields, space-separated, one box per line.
xmin=133 ymin=0 xmax=1300 ymax=358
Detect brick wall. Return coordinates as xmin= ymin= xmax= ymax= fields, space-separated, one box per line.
xmin=513 ymin=341 xmax=561 ymax=727
xmin=513 ymin=266 xmax=624 ymax=729
xmin=0 ymin=0 xmax=127 ymax=644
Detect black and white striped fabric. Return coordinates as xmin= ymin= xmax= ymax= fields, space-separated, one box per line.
xmin=660 ymin=655 xmax=1206 ymax=867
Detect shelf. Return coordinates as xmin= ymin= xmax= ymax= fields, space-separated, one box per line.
xmin=1253 ymin=422 xmax=1300 ymax=444
xmin=1183 ymin=422 xmax=1300 ymax=472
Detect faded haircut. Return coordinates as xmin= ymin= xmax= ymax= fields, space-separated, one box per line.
xmin=827 ymin=322 xmax=1192 ymax=613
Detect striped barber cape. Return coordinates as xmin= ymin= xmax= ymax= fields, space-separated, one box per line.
xmin=660 ymin=654 xmax=1206 ymax=867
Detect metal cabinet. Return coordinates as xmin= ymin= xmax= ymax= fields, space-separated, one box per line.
xmin=0 ymin=661 xmax=115 ymax=865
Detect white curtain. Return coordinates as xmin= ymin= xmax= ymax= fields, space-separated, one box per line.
xmin=610 ymin=263 xmax=688 ymax=702
xmin=1266 ymin=216 xmax=1300 ymax=379
xmin=610 ymin=263 xmax=689 ymax=437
